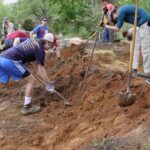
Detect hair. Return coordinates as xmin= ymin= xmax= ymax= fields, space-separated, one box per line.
xmin=110 ymin=6 xmax=118 ymax=24
xmin=40 ymin=16 xmax=48 ymax=21
xmin=101 ymin=0 xmax=109 ymax=2
xmin=39 ymin=38 xmax=46 ymax=45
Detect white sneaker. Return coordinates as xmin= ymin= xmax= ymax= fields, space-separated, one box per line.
xmin=131 ymin=69 xmax=137 ymax=77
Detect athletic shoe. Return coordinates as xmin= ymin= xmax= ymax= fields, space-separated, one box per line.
xmin=131 ymin=69 xmax=137 ymax=77
xmin=21 ymin=103 xmax=41 ymax=115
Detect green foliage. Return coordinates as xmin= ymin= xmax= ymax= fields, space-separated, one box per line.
xmin=118 ymin=0 xmax=150 ymax=12
xmin=1 ymin=0 xmax=150 ymax=37
xmin=22 ymin=19 xmax=34 ymax=31
xmin=0 ymin=1 xmax=8 ymax=25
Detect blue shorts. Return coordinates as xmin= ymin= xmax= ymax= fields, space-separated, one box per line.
xmin=0 ymin=56 xmax=30 ymax=84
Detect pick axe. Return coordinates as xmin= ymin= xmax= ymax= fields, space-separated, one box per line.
xmin=30 ymin=62 xmax=71 ymax=106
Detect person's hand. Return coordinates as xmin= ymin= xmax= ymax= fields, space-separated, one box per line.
xmin=122 ymin=31 xmax=128 ymax=38
xmin=45 ymin=81 xmax=54 ymax=93
xmin=103 ymin=7 xmax=108 ymax=15
xmin=100 ymin=22 xmax=104 ymax=27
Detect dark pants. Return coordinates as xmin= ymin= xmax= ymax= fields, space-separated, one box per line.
xmin=3 ymin=38 xmax=14 ymax=51
xmin=102 ymin=28 xmax=109 ymax=43
xmin=102 ymin=28 xmax=114 ymax=43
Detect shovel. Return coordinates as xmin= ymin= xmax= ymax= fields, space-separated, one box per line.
xmin=85 ymin=13 xmax=104 ymax=44
xmin=34 ymin=73 xmax=71 ymax=106
xmin=118 ymin=0 xmax=138 ymax=107
xmin=84 ymin=29 xmax=100 ymax=79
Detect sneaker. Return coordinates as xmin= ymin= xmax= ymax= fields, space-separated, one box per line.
xmin=21 ymin=103 xmax=41 ymax=115
xmin=145 ymin=79 xmax=150 ymax=85
xmin=131 ymin=69 xmax=137 ymax=77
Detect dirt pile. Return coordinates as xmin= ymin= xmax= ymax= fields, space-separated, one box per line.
xmin=0 ymin=43 xmax=150 ymax=150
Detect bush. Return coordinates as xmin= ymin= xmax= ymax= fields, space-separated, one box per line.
xmin=78 ymin=26 xmax=90 ymax=38
xmin=22 ymin=19 xmax=34 ymax=31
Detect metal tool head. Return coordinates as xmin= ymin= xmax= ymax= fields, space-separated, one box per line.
xmin=54 ymin=90 xmax=72 ymax=106
xmin=117 ymin=92 xmax=136 ymax=107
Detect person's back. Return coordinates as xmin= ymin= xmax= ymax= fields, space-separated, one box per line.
xmin=7 ymin=31 xmax=29 ymax=39
xmin=3 ymin=31 xmax=29 ymax=51
xmin=117 ymin=5 xmax=150 ymax=28
xmin=1 ymin=38 xmax=45 ymax=65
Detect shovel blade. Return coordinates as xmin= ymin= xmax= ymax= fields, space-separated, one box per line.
xmin=117 ymin=92 xmax=136 ymax=107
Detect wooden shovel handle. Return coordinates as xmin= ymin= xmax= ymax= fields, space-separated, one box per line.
xmin=129 ymin=0 xmax=138 ymax=73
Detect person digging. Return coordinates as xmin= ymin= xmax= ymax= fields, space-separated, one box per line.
xmin=0 ymin=33 xmax=55 ymax=115
xmin=106 ymin=5 xmax=150 ymax=85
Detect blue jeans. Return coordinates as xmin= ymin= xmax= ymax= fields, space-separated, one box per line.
xmin=102 ymin=28 xmax=109 ymax=43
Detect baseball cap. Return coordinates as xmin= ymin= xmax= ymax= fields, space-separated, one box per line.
xmin=43 ymin=33 xmax=54 ymax=43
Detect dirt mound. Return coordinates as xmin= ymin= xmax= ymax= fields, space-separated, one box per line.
xmin=0 ymin=43 xmax=150 ymax=150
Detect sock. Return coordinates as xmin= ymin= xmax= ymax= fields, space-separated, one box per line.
xmin=24 ymin=96 xmax=31 ymax=106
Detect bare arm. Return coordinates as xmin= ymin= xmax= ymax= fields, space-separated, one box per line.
xmin=13 ymin=38 xmax=20 ymax=46
xmin=105 ymin=25 xmax=120 ymax=32
xmin=29 ymin=31 xmax=34 ymax=38
xmin=37 ymin=64 xmax=49 ymax=83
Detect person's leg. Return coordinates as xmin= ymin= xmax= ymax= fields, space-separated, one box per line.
xmin=0 ymin=58 xmax=41 ymax=114
xmin=22 ymin=74 xmax=41 ymax=115
xmin=109 ymin=29 xmax=114 ymax=43
xmin=3 ymin=38 xmax=10 ymax=51
xmin=24 ymin=74 xmax=36 ymax=97
xmin=102 ymin=28 xmax=107 ymax=43
xmin=140 ymin=23 xmax=150 ymax=74
xmin=131 ymin=28 xmax=141 ymax=71
xmin=0 ymin=57 xmax=11 ymax=84
xmin=139 ymin=23 xmax=150 ymax=84
xmin=22 ymin=74 xmax=36 ymax=106
xmin=106 ymin=28 xmax=109 ymax=43
xmin=56 ymin=47 xmax=62 ymax=66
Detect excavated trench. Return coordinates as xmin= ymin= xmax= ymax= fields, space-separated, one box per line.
xmin=0 ymin=43 xmax=150 ymax=150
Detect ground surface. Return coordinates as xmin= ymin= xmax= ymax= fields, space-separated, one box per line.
xmin=0 ymin=42 xmax=150 ymax=150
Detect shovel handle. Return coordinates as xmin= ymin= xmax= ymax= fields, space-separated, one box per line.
xmin=129 ymin=0 xmax=138 ymax=73
xmin=84 ymin=30 xmax=99 ymax=79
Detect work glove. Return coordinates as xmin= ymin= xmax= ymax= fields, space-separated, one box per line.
xmin=45 ymin=81 xmax=55 ymax=93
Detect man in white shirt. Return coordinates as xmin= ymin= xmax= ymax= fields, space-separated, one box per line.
xmin=2 ymin=16 xmax=14 ymax=38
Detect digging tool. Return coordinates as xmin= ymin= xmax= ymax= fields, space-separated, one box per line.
xmin=85 ymin=13 xmax=105 ymax=44
xmin=30 ymin=62 xmax=71 ymax=106
xmin=85 ymin=30 xmax=98 ymax=44
xmin=84 ymin=29 xmax=99 ymax=79
xmin=118 ymin=0 xmax=138 ymax=107
xmin=137 ymin=72 xmax=150 ymax=79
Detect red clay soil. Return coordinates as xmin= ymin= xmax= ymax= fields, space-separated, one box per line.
xmin=0 ymin=43 xmax=150 ymax=150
